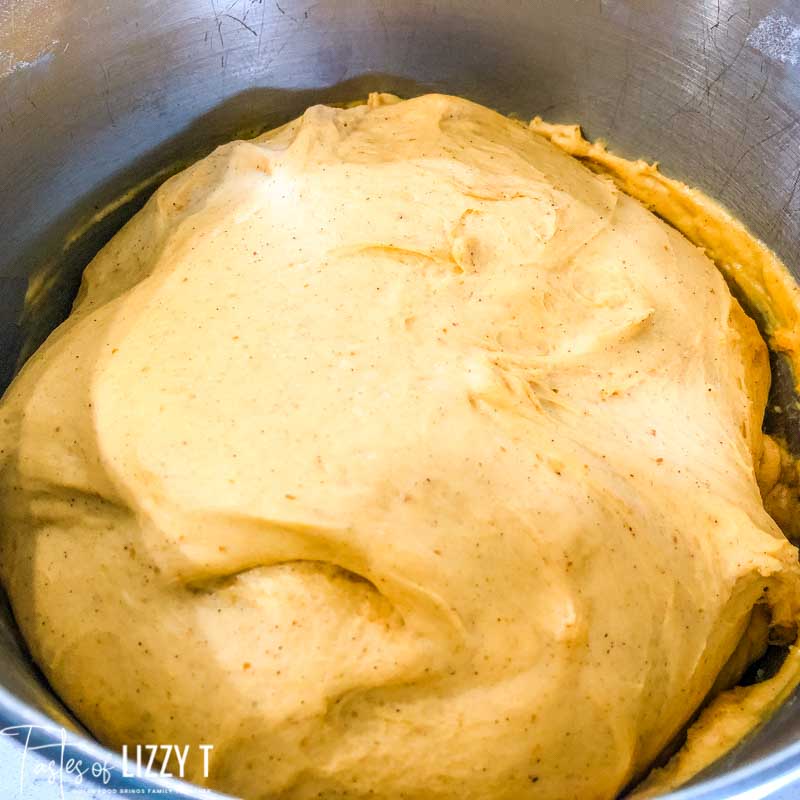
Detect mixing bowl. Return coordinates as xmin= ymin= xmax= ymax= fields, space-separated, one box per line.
xmin=1 ymin=0 xmax=800 ymax=797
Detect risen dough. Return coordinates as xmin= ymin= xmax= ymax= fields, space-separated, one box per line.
xmin=1 ymin=93 xmax=799 ymax=800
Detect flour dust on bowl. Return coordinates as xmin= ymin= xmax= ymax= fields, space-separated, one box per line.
xmin=1 ymin=2 xmax=800 ymax=800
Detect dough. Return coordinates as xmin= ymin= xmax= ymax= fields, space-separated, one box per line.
xmin=1 ymin=93 xmax=799 ymax=800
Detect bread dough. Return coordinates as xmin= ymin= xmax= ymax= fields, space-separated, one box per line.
xmin=1 ymin=93 xmax=799 ymax=800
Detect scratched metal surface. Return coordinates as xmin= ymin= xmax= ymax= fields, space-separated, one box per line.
xmin=1 ymin=0 xmax=800 ymax=797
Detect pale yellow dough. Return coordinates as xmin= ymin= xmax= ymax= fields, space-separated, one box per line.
xmin=1 ymin=93 xmax=799 ymax=800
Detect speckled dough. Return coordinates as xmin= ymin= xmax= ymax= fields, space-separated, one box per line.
xmin=1 ymin=94 xmax=799 ymax=800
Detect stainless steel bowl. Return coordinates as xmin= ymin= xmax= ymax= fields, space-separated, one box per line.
xmin=2 ymin=1 xmax=800 ymax=797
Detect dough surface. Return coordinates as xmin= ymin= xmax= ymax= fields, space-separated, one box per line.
xmin=1 ymin=93 xmax=799 ymax=800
